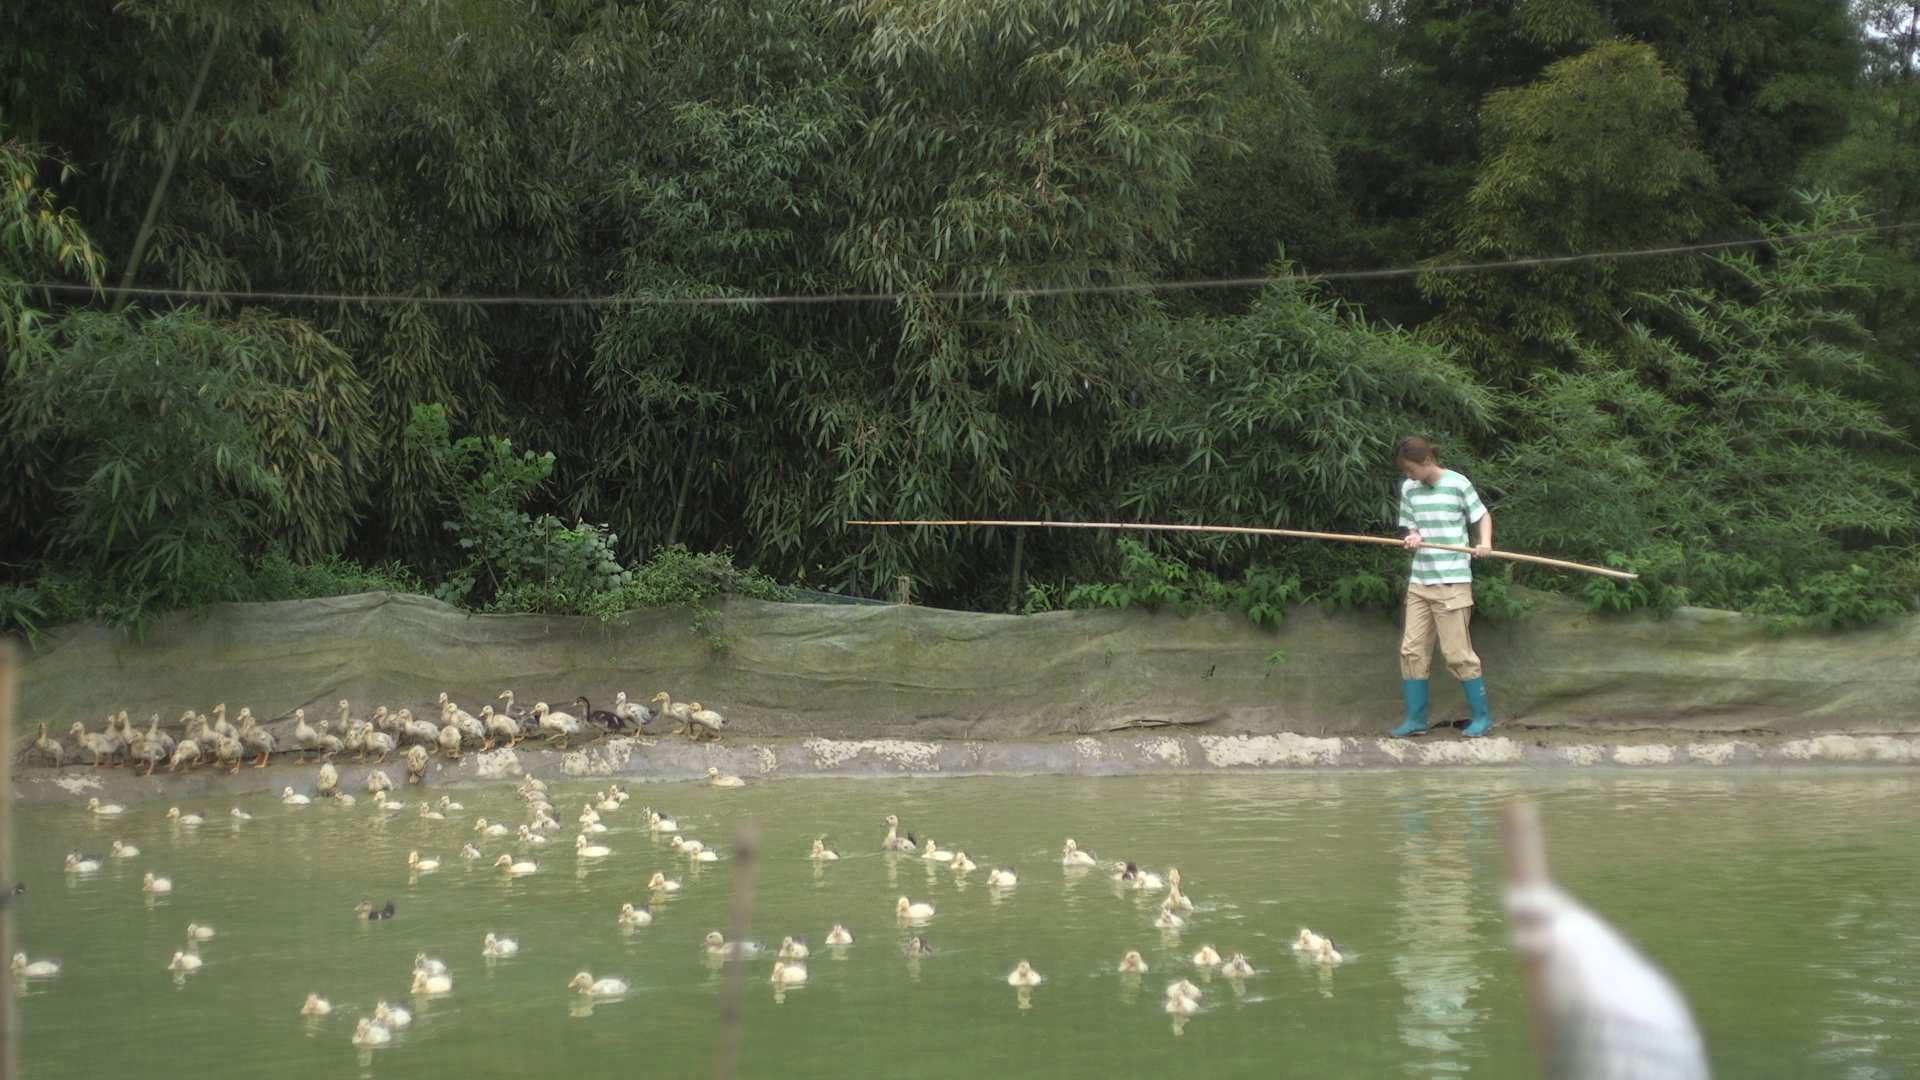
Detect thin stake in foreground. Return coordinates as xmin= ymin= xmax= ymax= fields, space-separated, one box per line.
xmin=846 ymin=519 xmax=1637 ymax=580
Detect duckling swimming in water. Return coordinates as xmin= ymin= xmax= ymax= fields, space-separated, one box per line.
xmin=1115 ymin=862 xmax=1164 ymax=891
xmin=414 ymin=953 xmax=448 ymax=977
xmin=481 ymin=933 xmax=519 ymax=959
xmin=517 ymin=825 xmax=549 ymax=847
xmin=410 ymin=970 xmax=452 ymax=995
xmin=1312 ymin=938 xmax=1344 ymax=966
xmin=825 ymin=924 xmax=854 ymax=945
xmin=460 ymin=843 xmax=483 ymax=860
xmin=185 ymin=923 xmax=215 ymax=941
xmin=353 ymin=898 xmax=396 ymax=920
xmin=280 ymin=787 xmax=310 ymax=807
xmin=373 ymin=1000 xmax=410 ymax=1028
xmin=1220 ymin=952 xmax=1254 ymax=978
xmin=881 ymin=814 xmax=915 ymax=851
xmin=142 ymin=872 xmax=173 ymax=894
xmin=647 ymin=872 xmax=682 ymax=893
xmin=706 ymin=766 xmax=745 ymax=788
xmin=903 ymin=935 xmax=934 ymax=958
xmin=11 ymin=953 xmax=59 ymax=977
xmin=1061 ymin=838 xmax=1096 ymax=867
xmin=575 ymin=834 xmax=613 ymax=859
xmin=648 ymin=809 xmax=679 ymax=833
xmin=987 ymin=867 xmax=1019 ymax=888
xmin=166 ymin=807 xmax=204 ymax=826
xmin=919 ymin=838 xmax=955 ymax=863
xmin=473 ymin=817 xmax=507 ymax=837
xmin=779 ymin=936 xmax=810 ymax=960
xmin=167 ymin=950 xmax=203 ymax=974
xmin=1153 ymin=909 xmax=1185 ymax=930
xmin=1292 ymin=927 xmax=1329 ymax=953
xmin=407 ymin=851 xmax=441 ymax=873
xmin=1164 ymin=980 xmax=1202 ymax=1016
xmin=568 ymin=972 xmax=628 ymax=997
xmin=770 ymin=960 xmax=808 ymax=986
xmin=1006 ymin=960 xmax=1043 ymax=987
xmin=1119 ymin=950 xmax=1149 ymax=974
xmin=351 ymin=1018 xmax=391 ymax=1047
xmin=810 ymin=838 xmax=840 ymax=861
xmin=1164 ymin=868 xmax=1195 ymax=912
xmin=86 ymin=798 xmax=125 ymax=816
xmin=493 ymin=855 xmax=538 ymax=877
xmin=702 ymin=931 xmax=761 ymax=958
xmin=618 ymin=902 xmax=653 ymax=927
xmin=300 ymin=992 xmax=331 ymax=1017
xmin=1191 ymin=944 xmax=1222 ymax=967
xmin=949 ymin=851 xmax=977 ymax=874
xmin=64 ymin=853 xmax=102 ymax=873
xmin=110 ymin=840 xmax=140 ymax=858
xmin=895 ymin=896 xmax=935 ymax=920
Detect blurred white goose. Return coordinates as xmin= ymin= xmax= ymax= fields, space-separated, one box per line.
xmin=987 ymin=867 xmax=1019 ymax=888
xmin=568 ymin=972 xmax=628 ymax=997
xmin=415 ymin=953 xmax=449 ymax=977
xmin=494 ymin=855 xmax=538 ymax=877
xmin=410 ymin=970 xmax=452 ymax=994
xmin=1192 ymin=945 xmax=1222 ymax=966
xmin=1165 ymin=981 xmax=1202 ymax=1016
xmin=779 ymin=936 xmax=811 ymax=960
xmin=1154 ymin=909 xmax=1185 ymax=930
xmin=825 ymin=924 xmax=854 ymax=945
xmin=299 ymin=993 xmax=331 ymax=1017
xmin=438 ymin=796 xmax=463 ymax=812
xmin=1292 ymin=927 xmax=1329 ymax=953
xmin=647 ymin=872 xmax=682 ymax=893
xmin=895 ymin=897 xmax=935 ymax=920
xmin=351 ymin=1018 xmax=391 ymax=1047
xmin=618 ymin=902 xmax=653 ymax=927
xmin=1061 ymin=838 xmax=1096 ymax=867
xmin=316 ymin=762 xmax=339 ymax=797
xmin=950 ymin=851 xmax=977 ymax=874
xmin=1312 ymin=939 xmax=1344 ymax=966
xmin=1006 ymin=960 xmax=1043 ymax=987
xmin=373 ymin=1001 xmax=411 ymax=1029
xmin=142 ymin=872 xmax=173 ymax=895
xmin=770 ymin=960 xmax=808 ymax=986
xmin=11 ymin=953 xmax=59 ymax=977
xmin=1220 ymin=952 xmax=1254 ymax=978
xmin=167 ymin=950 xmax=203 ymax=974
xmin=186 ymin=923 xmax=215 ymax=941
xmin=1120 ymin=950 xmax=1150 ymax=974
xmin=481 ymin=933 xmax=519 ymax=959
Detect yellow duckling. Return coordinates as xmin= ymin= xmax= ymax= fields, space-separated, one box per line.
xmin=410 ymin=970 xmax=452 ymax=994
xmin=167 ymin=950 xmax=203 ymax=974
xmin=647 ymin=810 xmax=678 ymax=833
xmin=110 ymin=840 xmax=140 ymax=858
xmin=920 ymin=838 xmax=955 ymax=863
xmin=1006 ymin=960 xmax=1044 ymax=987
xmin=701 ymin=931 xmax=761 ymax=958
xmin=568 ymin=972 xmax=628 ymax=996
xmin=64 ymin=853 xmax=102 ymax=873
xmin=647 ymin=872 xmax=682 ymax=893
xmin=575 ymin=834 xmax=613 ymax=859
xmin=987 ymin=867 xmax=1019 ymax=888
xmin=618 ymin=902 xmax=653 ymax=927
xmin=279 ymin=787 xmax=311 ymax=807
xmin=1191 ymin=944 xmax=1223 ymax=967
xmin=1061 ymin=838 xmax=1096 ymax=867
xmin=770 ymin=960 xmax=808 ymax=986
xmin=186 ymin=923 xmax=215 ymax=941
xmin=1154 ymin=909 xmax=1185 ymax=930
xmin=460 ymin=843 xmax=483 ymax=860
xmin=949 ymin=851 xmax=977 ymax=874
xmin=1164 ymin=868 xmax=1195 ymax=912
xmin=351 ymin=1018 xmax=391 ymax=1047
xmin=1220 ymin=952 xmax=1255 ymax=978
xmin=1292 ymin=927 xmax=1329 ymax=953
xmin=142 ymin=872 xmax=173 ymax=894
xmin=779 ymin=936 xmax=810 ymax=960
xmin=86 ymin=798 xmax=126 ymax=816
xmin=299 ymin=992 xmax=331 ymax=1017
xmin=415 ymin=953 xmax=448 ymax=977
xmin=481 ymin=933 xmax=519 ymax=959
xmin=825 ymin=924 xmax=854 ymax=946
xmin=230 ymin=807 xmax=253 ymax=821
xmin=373 ymin=1000 xmax=411 ymax=1028
xmin=517 ymin=825 xmax=549 ymax=847
xmin=1119 ymin=950 xmax=1150 ymax=974
xmin=1115 ymin=862 xmax=1164 ymax=890
xmin=667 ymin=835 xmax=702 ymax=855
xmin=474 ymin=817 xmax=508 ymax=837
xmin=165 ymin=807 xmax=204 ymax=826
xmin=706 ymin=766 xmax=745 ymax=789
xmin=1313 ymin=939 xmax=1344 ymax=966
xmin=438 ymin=795 xmax=463 ymax=812
xmin=493 ymin=855 xmax=538 ymax=877
xmin=11 ymin=953 xmax=59 ymax=977
xmin=407 ymin=851 xmax=441 ymax=873
xmin=809 ymin=838 xmax=840 ymax=861
xmin=895 ymin=896 xmax=935 ymax=920
xmin=1164 ymin=980 xmax=1202 ymax=1016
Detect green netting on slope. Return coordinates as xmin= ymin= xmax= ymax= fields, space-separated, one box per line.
xmin=16 ymin=592 xmax=1920 ymax=751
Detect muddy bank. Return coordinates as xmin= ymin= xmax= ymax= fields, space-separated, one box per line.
xmin=16 ymin=729 xmax=1920 ymax=805
xmin=16 ymin=591 xmax=1920 ymax=747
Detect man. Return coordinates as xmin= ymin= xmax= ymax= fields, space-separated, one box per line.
xmin=1391 ymin=436 xmax=1494 ymax=738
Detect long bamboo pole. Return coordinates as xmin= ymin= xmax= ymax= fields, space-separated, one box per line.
xmin=0 ymin=641 xmax=17 ymax=1080
xmin=846 ymin=519 xmax=1638 ymax=580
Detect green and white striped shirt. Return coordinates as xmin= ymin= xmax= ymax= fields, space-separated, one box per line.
xmin=1398 ymin=470 xmax=1488 ymax=585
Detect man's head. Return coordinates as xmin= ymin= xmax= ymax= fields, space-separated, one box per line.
xmin=1394 ymin=436 xmax=1444 ymax=486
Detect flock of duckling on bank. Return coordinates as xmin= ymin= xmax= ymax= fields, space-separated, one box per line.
xmin=26 ymin=689 xmax=726 ymax=776
xmin=24 ymin=767 xmax=1347 ymax=1051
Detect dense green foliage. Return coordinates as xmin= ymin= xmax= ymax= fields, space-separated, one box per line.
xmin=1 ymin=0 xmax=1916 ymax=637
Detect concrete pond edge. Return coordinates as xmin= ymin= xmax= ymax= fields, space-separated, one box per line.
xmin=17 ymin=730 xmax=1919 ymax=805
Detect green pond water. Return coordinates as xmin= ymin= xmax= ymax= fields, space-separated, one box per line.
xmin=13 ymin=770 xmax=1920 ymax=1079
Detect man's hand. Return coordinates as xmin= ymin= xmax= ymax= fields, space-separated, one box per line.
xmin=1471 ymin=543 xmax=1493 ymax=560
xmin=1402 ymin=529 xmax=1423 ymax=551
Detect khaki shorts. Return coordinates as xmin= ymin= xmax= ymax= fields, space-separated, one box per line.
xmin=1399 ymin=582 xmax=1482 ymax=681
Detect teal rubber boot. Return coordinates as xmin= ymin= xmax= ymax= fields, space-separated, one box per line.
xmin=1461 ymin=677 xmax=1493 ymax=737
xmin=1391 ymin=679 xmax=1430 ymax=738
